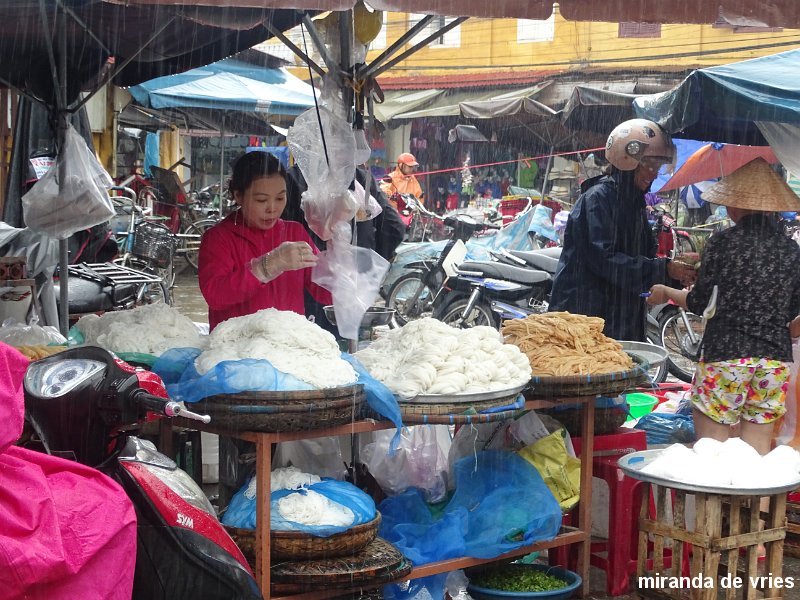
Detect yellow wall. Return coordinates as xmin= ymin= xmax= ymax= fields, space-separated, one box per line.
xmin=343 ymin=9 xmax=800 ymax=81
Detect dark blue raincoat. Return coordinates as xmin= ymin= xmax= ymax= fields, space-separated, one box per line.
xmin=548 ymin=171 xmax=671 ymax=341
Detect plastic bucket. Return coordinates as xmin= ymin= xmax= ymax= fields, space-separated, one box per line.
xmin=624 ymin=392 xmax=658 ymax=421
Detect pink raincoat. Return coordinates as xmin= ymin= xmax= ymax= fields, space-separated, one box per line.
xmin=0 ymin=343 xmax=137 ymax=600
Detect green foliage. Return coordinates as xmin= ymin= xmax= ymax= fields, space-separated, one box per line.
xmin=471 ymin=565 xmax=568 ymax=593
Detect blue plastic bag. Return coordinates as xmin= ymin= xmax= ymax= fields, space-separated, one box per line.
xmin=221 ymin=478 xmax=376 ymax=536
xmin=378 ymin=450 xmax=561 ymax=565
xmin=634 ymin=412 xmax=696 ymax=445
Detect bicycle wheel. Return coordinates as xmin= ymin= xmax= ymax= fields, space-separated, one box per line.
xmin=115 ymin=256 xmax=172 ymax=307
xmin=385 ymin=272 xmax=434 ymax=327
xmin=184 ymin=218 xmax=217 ymax=271
xmin=644 ymin=334 xmax=669 ymax=385
xmin=659 ymin=311 xmax=702 ymax=382
xmin=438 ymin=298 xmax=497 ymax=329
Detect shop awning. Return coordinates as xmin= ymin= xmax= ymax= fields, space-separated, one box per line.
xmin=372 ymin=89 xmax=445 ymax=123
xmin=128 ymin=57 xmax=316 ymax=116
xmin=634 ymin=48 xmax=800 ymax=145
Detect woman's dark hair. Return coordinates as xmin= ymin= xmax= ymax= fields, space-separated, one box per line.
xmin=228 ymin=151 xmax=287 ymax=200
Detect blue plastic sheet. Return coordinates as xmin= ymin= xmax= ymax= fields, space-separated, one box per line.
xmin=221 ymin=478 xmax=376 ymax=536
xmin=342 ymin=353 xmax=403 ymax=452
xmin=152 ymin=347 xmax=314 ymax=403
xmin=378 ymin=450 xmax=561 ymax=565
xmin=152 ymin=350 xmax=405 ymax=441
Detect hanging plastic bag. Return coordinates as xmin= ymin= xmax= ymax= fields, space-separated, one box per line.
xmin=776 ymin=340 xmax=800 ymax=447
xmin=313 ymin=224 xmax=389 ymax=340
xmin=362 ymin=425 xmax=451 ymax=503
xmin=22 ymin=124 xmax=115 ymax=240
xmin=273 ymin=439 xmax=346 ymax=481
xmin=287 ymin=106 xmax=357 ymax=241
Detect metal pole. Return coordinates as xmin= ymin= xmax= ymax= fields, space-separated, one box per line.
xmin=57 ymin=8 xmax=69 ymax=337
xmin=219 ymin=116 xmax=225 ymax=205
xmin=540 ymin=146 xmax=555 ymax=200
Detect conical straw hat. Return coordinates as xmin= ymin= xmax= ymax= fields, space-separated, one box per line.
xmin=702 ymin=157 xmax=800 ymax=212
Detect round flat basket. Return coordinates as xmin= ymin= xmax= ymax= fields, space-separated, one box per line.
xmin=196 ymin=384 xmax=364 ymax=432
xmin=396 ymin=384 xmax=526 ymax=421
xmin=401 ymin=406 xmax=525 ymax=425
xmin=225 ymin=513 xmax=381 ymax=564
xmin=270 ymin=538 xmax=412 ymax=594
xmin=524 ymin=354 xmax=648 ymax=400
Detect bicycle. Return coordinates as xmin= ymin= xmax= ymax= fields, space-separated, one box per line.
xmin=109 ymin=186 xmax=175 ymax=303
xmin=138 ymin=166 xmax=220 ymax=272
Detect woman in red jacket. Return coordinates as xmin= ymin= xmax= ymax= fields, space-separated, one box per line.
xmin=198 ymin=151 xmax=331 ymax=330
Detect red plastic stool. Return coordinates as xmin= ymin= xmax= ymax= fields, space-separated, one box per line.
xmin=549 ymin=429 xmax=688 ymax=596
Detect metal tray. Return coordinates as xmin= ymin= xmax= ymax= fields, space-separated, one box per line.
xmin=619 ymin=340 xmax=668 ymax=370
xmin=401 ymin=382 xmax=528 ymax=404
xmin=618 ymin=449 xmax=800 ymax=495
xmin=323 ymin=305 xmax=395 ymax=329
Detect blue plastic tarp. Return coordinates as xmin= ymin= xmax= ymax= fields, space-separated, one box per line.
xmin=129 ymin=58 xmax=316 ymax=116
xmin=634 ymin=48 xmax=800 ymax=145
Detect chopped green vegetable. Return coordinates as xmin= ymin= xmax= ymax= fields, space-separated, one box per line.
xmin=471 ymin=565 xmax=568 ymax=593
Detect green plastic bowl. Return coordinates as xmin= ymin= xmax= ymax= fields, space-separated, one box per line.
xmin=624 ymin=392 xmax=658 ymax=421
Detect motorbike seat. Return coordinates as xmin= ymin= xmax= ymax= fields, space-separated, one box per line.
xmin=458 ymin=260 xmax=551 ymax=285
xmin=509 ymin=248 xmax=562 ymax=274
xmin=54 ymin=277 xmax=138 ymax=314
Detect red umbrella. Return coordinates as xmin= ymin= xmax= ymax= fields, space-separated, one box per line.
xmin=659 ymin=143 xmax=779 ymax=191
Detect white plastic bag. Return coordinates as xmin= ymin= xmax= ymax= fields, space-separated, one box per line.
xmin=273 ymin=438 xmax=346 ymax=480
xmin=361 ymin=425 xmax=451 ymax=502
xmin=22 ymin=124 xmax=115 ymax=240
xmin=313 ymin=224 xmax=389 ymax=340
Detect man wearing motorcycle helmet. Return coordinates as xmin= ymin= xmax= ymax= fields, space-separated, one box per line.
xmin=380 ymin=152 xmax=425 ymax=209
xmin=548 ymin=118 xmax=698 ymax=341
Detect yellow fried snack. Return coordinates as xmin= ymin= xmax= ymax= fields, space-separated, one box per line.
xmin=502 ymin=312 xmax=633 ymax=376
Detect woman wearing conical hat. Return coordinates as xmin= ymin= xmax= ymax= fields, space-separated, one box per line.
xmin=648 ymin=158 xmax=800 ymax=456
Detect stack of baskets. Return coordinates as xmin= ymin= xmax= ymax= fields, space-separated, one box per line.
xmin=198 ymin=384 xmax=366 ymax=433
xmin=226 ymin=514 xmax=412 ymax=595
xmin=132 ymin=221 xmax=177 ymax=269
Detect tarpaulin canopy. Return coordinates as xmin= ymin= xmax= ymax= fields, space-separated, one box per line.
xmin=123 ymin=0 xmax=800 ymax=28
xmin=0 ymin=2 xmax=309 ymax=105
xmin=634 ymin=48 xmax=800 ymax=145
xmin=128 ymin=57 xmax=316 ymax=115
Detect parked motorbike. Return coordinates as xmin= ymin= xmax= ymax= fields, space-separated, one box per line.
xmin=23 ymin=346 xmax=262 ymax=599
xmin=385 ymin=214 xmax=499 ymax=326
xmin=432 ymin=248 xmax=558 ymax=328
xmin=54 ymin=261 xmax=171 ymax=326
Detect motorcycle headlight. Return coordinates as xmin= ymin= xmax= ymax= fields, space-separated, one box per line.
xmin=24 ymin=359 xmax=106 ymax=398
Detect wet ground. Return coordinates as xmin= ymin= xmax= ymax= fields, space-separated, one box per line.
xmin=169 ymin=262 xmax=800 ymax=599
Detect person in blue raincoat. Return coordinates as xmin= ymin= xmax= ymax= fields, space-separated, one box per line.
xmin=548 ymin=119 xmax=698 ymax=341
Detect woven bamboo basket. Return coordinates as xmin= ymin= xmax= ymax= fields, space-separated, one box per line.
xmin=195 ymin=384 xmax=364 ymax=432
xmin=270 ymin=538 xmax=412 ymax=594
xmin=225 ymin=513 xmax=382 ymax=563
xmin=524 ymin=355 xmax=648 ymax=399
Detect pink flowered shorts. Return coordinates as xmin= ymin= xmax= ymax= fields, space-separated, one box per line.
xmin=690 ymin=357 xmax=791 ymax=425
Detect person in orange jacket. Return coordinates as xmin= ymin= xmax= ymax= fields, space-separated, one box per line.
xmin=380 ymin=152 xmax=424 ymax=209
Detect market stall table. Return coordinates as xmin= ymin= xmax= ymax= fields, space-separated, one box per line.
xmin=619 ymin=449 xmax=800 ymax=600
xmin=175 ymin=395 xmax=597 ymax=599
